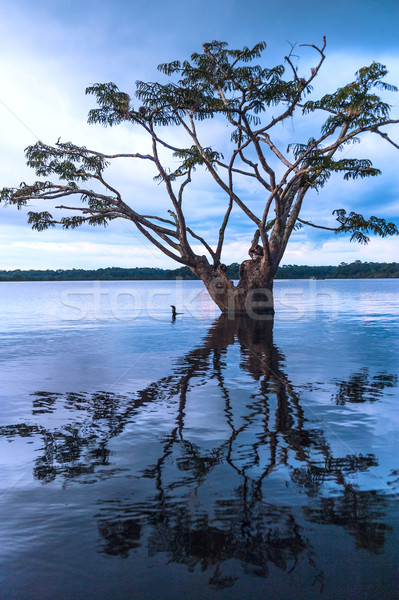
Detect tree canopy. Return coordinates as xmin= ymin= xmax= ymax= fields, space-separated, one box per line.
xmin=1 ymin=38 xmax=398 ymax=314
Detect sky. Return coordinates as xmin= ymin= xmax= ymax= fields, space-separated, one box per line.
xmin=1 ymin=0 xmax=399 ymax=270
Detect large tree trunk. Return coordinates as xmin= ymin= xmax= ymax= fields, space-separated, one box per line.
xmin=190 ymin=255 xmax=275 ymax=318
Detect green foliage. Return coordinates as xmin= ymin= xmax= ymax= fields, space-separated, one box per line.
xmin=308 ymin=156 xmax=381 ymax=189
xmin=1 ymin=261 xmax=399 ymax=282
xmin=276 ymin=260 xmax=399 ymax=279
xmin=1 ymin=181 xmax=55 ymax=208
xmin=27 ymin=211 xmax=55 ymax=231
xmin=25 ymin=141 xmax=109 ymax=180
xmin=173 ymin=146 xmax=223 ymax=170
xmin=302 ymin=62 xmax=397 ymax=132
xmin=333 ymin=209 xmax=399 ymax=243
xmin=1 ymin=140 xmax=117 ymax=229
xmin=85 ymin=40 xmax=310 ymax=131
xmin=0 ymin=266 xmax=199 ymax=281
xmin=86 ymin=83 xmax=133 ymax=126
xmin=60 ymin=215 xmax=110 ymax=229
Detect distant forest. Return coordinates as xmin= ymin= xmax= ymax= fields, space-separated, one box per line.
xmin=1 ymin=260 xmax=399 ymax=281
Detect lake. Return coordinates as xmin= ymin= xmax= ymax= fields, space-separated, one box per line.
xmin=0 ymin=279 xmax=398 ymax=599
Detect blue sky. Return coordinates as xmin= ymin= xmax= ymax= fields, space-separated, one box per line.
xmin=1 ymin=0 xmax=399 ymax=270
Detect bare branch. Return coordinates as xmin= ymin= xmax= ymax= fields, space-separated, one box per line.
xmin=186 ymin=227 xmax=216 ymax=260
xmin=297 ymin=217 xmax=337 ymax=231
xmin=260 ymin=133 xmax=294 ymax=169
xmin=374 ymin=130 xmax=399 ymax=150
xmin=95 ymin=172 xmax=122 ymax=201
xmin=215 ymin=198 xmax=233 ymax=262
xmin=149 ymin=122 xmax=193 ymax=258
xmin=257 ymin=38 xmax=327 ymax=135
xmin=141 ymin=214 xmax=176 ymax=226
xmin=299 ymin=36 xmax=327 ymax=56
xmin=216 ymin=161 xmax=261 ymax=180
xmin=55 ymin=141 xmax=155 ymax=162
xmin=177 ymin=112 xmax=260 ymax=224
xmin=134 ymin=219 xmax=187 ymax=264
xmin=178 ymin=168 xmax=192 ymax=207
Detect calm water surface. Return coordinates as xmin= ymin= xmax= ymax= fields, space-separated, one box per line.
xmin=0 ymin=279 xmax=398 ymax=599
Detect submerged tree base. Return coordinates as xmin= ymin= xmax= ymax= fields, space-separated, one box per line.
xmin=220 ymin=306 xmax=275 ymax=318
xmin=191 ymin=256 xmax=275 ymax=319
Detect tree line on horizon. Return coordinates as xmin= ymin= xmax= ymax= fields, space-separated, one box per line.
xmin=1 ymin=260 xmax=398 ymax=282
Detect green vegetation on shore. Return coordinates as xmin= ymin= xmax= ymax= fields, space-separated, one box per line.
xmin=1 ymin=261 xmax=398 ymax=282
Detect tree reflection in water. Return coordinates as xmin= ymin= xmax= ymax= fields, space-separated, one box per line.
xmin=1 ymin=315 xmax=397 ymax=591
xmin=332 ymin=368 xmax=398 ymax=405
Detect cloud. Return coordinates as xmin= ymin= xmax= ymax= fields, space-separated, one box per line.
xmin=282 ymin=234 xmax=399 ymax=266
xmin=0 ymin=221 xmax=170 ymax=269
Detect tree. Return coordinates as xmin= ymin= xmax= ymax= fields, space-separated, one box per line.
xmin=2 ymin=38 xmax=399 ymax=315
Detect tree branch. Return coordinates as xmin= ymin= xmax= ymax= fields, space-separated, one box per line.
xmin=186 ymin=227 xmax=216 ymax=260
xmin=374 ymin=130 xmax=399 ymax=150
xmin=177 ymin=112 xmax=260 ymax=224
xmin=55 ymin=141 xmax=155 ymax=162
xmin=133 ymin=219 xmax=187 ymax=264
xmin=297 ymin=217 xmax=336 ymax=231
xmin=149 ymin=123 xmax=193 ymax=259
